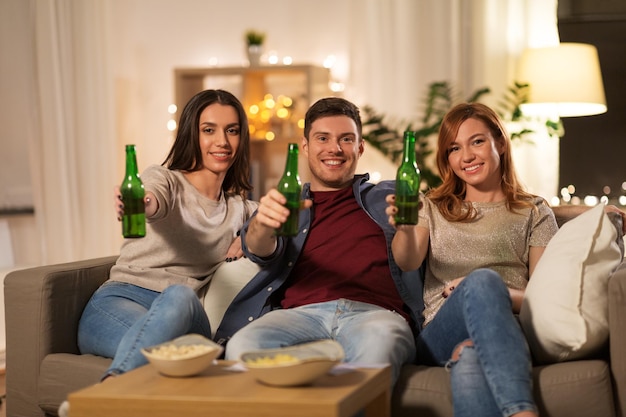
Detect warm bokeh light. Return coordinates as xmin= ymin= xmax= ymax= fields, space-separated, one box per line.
xmin=260 ymin=109 xmax=272 ymax=122
xmin=323 ymin=55 xmax=336 ymax=69
xmin=167 ymin=104 xmax=177 ymax=114
xmin=245 ymin=94 xmax=303 ymax=140
xmin=550 ymin=196 xmax=561 ymax=206
xmin=370 ymin=172 xmax=382 ymax=183
xmin=264 ymin=97 xmax=276 ymax=109
xmin=166 ymin=119 xmax=177 ymax=131
xmin=330 ymin=81 xmax=345 ymax=92
xmin=268 ymin=52 xmax=279 ymax=65
xmin=279 ymin=96 xmax=293 ymax=107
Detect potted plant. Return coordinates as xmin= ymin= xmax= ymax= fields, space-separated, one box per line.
xmin=244 ymin=30 xmax=265 ymax=66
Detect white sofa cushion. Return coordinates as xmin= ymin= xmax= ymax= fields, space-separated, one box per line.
xmin=201 ymin=258 xmax=260 ymax=337
xmin=520 ymin=204 xmax=624 ymax=363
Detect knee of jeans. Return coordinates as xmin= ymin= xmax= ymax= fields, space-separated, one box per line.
xmin=464 ymin=269 xmax=507 ymax=295
xmin=445 ymin=340 xmax=474 ymax=371
xmin=162 ymin=285 xmax=197 ymax=302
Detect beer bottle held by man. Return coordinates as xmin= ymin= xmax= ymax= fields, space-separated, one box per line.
xmin=276 ymin=143 xmax=301 ymax=236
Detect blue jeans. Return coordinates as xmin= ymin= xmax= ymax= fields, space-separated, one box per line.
xmin=416 ymin=269 xmax=536 ymax=417
xmin=78 ymin=282 xmax=212 ymax=379
xmin=225 ymin=299 xmax=416 ymax=385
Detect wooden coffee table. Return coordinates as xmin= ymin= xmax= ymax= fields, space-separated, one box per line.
xmin=68 ymin=361 xmax=391 ymax=417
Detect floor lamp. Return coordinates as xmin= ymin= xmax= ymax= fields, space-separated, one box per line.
xmin=515 ymin=42 xmax=607 ymax=203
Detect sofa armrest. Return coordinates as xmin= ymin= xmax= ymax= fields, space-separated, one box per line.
xmin=4 ymin=255 xmax=117 ymax=417
xmin=609 ymin=261 xmax=626 ymax=417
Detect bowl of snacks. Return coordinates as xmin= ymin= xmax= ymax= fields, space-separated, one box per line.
xmin=240 ymin=340 xmax=345 ymax=387
xmin=141 ymin=334 xmax=223 ymax=377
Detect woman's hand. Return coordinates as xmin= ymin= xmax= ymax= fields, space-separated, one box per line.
xmin=442 ymin=277 xmax=465 ymax=298
xmin=225 ymin=236 xmax=244 ymax=262
xmin=604 ymin=205 xmax=626 ymax=234
xmin=385 ymin=194 xmax=398 ymax=228
xmin=387 ymin=192 xmax=428 ymax=271
xmin=114 ymin=186 xmax=123 ymax=221
xmin=115 ymin=186 xmax=156 ymax=221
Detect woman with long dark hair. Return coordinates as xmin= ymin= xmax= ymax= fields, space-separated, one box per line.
xmin=77 ymin=89 xmax=256 ymax=380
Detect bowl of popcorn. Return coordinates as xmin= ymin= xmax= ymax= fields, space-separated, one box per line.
xmin=240 ymin=340 xmax=345 ymax=387
xmin=141 ymin=334 xmax=223 ymax=377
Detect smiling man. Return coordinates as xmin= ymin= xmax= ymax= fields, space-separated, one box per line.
xmin=218 ymin=97 xmax=424 ymax=385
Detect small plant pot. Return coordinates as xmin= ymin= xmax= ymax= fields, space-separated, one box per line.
xmin=247 ymin=45 xmax=263 ymax=67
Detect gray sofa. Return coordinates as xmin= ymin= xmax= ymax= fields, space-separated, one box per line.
xmin=5 ymin=252 xmax=626 ymax=416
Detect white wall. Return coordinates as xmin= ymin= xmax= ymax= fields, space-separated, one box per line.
xmin=0 ymin=1 xmax=35 ymax=212
xmin=0 ymin=0 xmax=40 ymax=266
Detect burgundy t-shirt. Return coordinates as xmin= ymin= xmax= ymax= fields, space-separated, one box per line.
xmin=280 ymin=186 xmax=408 ymax=321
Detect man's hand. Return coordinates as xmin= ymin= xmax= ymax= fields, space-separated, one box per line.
xmin=245 ymin=188 xmax=312 ymax=257
xmin=254 ymin=189 xmax=294 ymax=230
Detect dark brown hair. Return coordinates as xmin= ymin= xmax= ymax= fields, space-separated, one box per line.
xmin=304 ymin=97 xmax=362 ymax=139
xmin=163 ymin=89 xmax=252 ymax=197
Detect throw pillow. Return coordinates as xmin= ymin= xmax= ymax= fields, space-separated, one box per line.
xmin=201 ymin=258 xmax=260 ymax=337
xmin=519 ymin=204 xmax=624 ymax=364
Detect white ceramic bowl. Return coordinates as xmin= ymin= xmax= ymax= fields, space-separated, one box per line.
xmin=141 ymin=334 xmax=223 ymax=377
xmin=240 ymin=340 xmax=345 ymax=387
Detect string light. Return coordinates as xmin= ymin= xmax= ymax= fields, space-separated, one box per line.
xmin=558 ymin=182 xmax=626 ymax=207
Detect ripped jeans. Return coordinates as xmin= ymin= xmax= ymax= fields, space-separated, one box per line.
xmin=416 ymin=269 xmax=536 ymax=417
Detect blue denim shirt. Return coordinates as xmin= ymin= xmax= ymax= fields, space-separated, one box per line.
xmin=214 ymin=174 xmax=425 ymax=345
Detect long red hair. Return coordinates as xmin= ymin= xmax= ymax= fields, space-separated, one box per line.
xmin=427 ymin=102 xmax=537 ymax=222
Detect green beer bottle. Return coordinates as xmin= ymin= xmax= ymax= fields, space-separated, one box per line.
xmin=395 ymin=131 xmax=421 ymax=225
xmin=121 ymin=144 xmax=146 ymax=238
xmin=276 ymin=143 xmax=301 ymax=236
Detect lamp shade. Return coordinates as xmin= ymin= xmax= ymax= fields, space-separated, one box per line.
xmin=517 ymin=43 xmax=607 ymax=117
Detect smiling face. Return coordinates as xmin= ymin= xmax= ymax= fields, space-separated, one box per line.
xmin=301 ymin=115 xmax=364 ymax=191
xmin=197 ymin=103 xmax=241 ymax=179
xmin=447 ymin=117 xmax=504 ymax=199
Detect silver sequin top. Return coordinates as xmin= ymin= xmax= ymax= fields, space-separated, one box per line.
xmin=419 ymin=196 xmax=558 ymax=325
